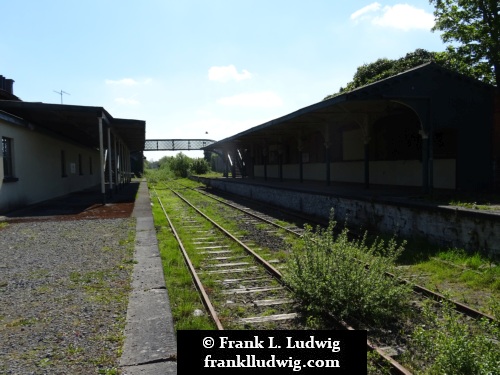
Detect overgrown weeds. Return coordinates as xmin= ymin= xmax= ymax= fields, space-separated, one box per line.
xmin=283 ymin=210 xmax=411 ymax=325
xmin=407 ymin=298 xmax=500 ymax=374
xmin=144 ymin=167 xmax=175 ymax=184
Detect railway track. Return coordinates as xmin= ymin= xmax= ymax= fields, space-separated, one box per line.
xmin=152 ymin=181 xmax=422 ymax=374
xmin=188 ymin=182 xmax=496 ymax=324
xmin=154 ymin=185 xmax=301 ymax=330
xmin=163 ymin=180 xmax=499 ymax=372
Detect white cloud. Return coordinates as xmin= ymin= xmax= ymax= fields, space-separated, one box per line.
xmin=208 ymin=65 xmax=252 ymax=82
xmin=350 ymin=2 xmax=381 ymax=22
xmin=105 ymin=78 xmax=152 ymax=85
xmin=217 ymin=91 xmax=283 ymax=108
xmin=351 ymin=3 xmax=435 ymax=31
xmin=114 ymin=97 xmax=140 ymax=105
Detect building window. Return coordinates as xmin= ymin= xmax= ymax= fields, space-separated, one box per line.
xmin=61 ymin=150 xmax=67 ymax=177
xmin=2 ymin=136 xmax=17 ymax=182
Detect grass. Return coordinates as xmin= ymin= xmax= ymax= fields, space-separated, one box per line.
xmin=5 ymin=317 xmax=38 ymax=327
xmin=193 ymin=171 xmax=223 ymax=178
xmin=150 ymin=179 xmax=300 ymax=332
xmin=151 ymin=189 xmax=216 ymax=331
xmin=405 ymin=298 xmax=500 ymax=375
xmin=448 ymin=200 xmax=496 ymax=210
xmin=150 ymin=175 xmax=500 ymax=374
xmin=421 ymin=190 xmax=500 ymax=211
xmin=396 ymin=243 xmax=500 ymax=314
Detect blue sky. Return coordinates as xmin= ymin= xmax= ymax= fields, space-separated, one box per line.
xmin=1 ymin=0 xmax=446 ymax=160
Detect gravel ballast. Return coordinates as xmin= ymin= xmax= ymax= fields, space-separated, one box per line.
xmin=0 ymin=218 xmax=136 ymax=374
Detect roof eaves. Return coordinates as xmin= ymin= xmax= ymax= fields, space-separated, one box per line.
xmin=206 ymin=92 xmax=350 ymax=149
xmin=0 ymin=109 xmax=31 ymax=127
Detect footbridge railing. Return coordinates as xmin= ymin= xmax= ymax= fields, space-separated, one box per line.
xmin=144 ymin=139 xmax=216 ymax=151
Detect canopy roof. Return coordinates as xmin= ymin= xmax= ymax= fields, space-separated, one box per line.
xmin=204 ymin=62 xmax=494 ymax=151
xmin=0 ymin=100 xmax=145 ymax=152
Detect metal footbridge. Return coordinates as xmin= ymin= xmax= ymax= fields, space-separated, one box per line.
xmin=144 ymin=139 xmax=216 ymax=151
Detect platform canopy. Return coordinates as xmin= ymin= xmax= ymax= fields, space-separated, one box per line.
xmin=202 ymin=62 xmax=494 ymax=153
xmin=0 ymin=100 xmax=145 ymax=152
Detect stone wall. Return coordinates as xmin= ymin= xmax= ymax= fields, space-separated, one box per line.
xmin=193 ymin=177 xmax=500 ymax=258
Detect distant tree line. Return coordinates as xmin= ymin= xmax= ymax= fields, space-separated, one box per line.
xmin=144 ymin=152 xmax=216 ymax=179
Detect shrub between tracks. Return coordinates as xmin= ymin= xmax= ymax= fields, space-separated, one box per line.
xmin=409 ymin=298 xmax=500 ymax=375
xmin=283 ymin=212 xmax=411 ymax=325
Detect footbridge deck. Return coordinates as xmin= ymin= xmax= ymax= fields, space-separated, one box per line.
xmin=144 ymin=139 xmax=216 ymax=151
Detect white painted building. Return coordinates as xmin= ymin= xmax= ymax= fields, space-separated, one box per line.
xmin=0 ymin=77 xmax=145 ymax=214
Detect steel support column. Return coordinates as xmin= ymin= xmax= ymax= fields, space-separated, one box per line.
xmin=107 ymin=127 xmax=113 ymax=196
xmin=113 ymin=134 xmax=119 ymax=192
xmin=98 ymin=117 xmax=106 ymax=204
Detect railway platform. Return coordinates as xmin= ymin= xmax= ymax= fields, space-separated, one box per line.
xmin=119 ymin=179 xmax=177 ymax=374
xmin=1 ymin=179 xmax=178 ymax=374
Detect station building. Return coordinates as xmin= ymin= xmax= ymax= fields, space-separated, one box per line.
xmin=0 ymin=76 xmax=146 ymax=214
xmin=205 ymin=63 xmax=500 ymax=194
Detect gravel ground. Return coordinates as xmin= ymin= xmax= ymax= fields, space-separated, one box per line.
xmin=0 ymin=218 xmax=136 ymax=375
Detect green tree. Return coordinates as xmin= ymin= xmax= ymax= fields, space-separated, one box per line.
xmin=324 ymin=49 xmax=436 ymax=100
xmin=170 ymin=152 xmax=192 ymax=177
xmin=157 ymin=155 xmax=172 ymax=170
xmin=430 ymin=0 xmax=499 ymax=87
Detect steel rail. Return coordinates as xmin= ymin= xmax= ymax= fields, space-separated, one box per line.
xmin=154 ymin=188 xmax=224 ymax=330
xmin=193 ymin=186 xmax=305 ymax=237
xmin=169 ymin=187 xmax=284 ymax=281
xmin=159 ymin=184 xmax=300 ymax=331
xmin=366 ymin=340 xmax=414 ymax=375
xmin=408 ymin=281 xmax=496 ymax=323
xmin=188 ymin=183 xmax=500 ymax=373
xmin=194 ymin=184 xmax=497 ymax=324
xmin=173 ymin=184 xmax=414 ymax=374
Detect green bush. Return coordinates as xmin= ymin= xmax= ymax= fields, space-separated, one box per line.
xmin=191 ymin=158 xmax=211 ymax=175
xmin=283 ymin=213 xmax=411 ymax=324
xmin=410 ymin=299 xmax=500 ymax=374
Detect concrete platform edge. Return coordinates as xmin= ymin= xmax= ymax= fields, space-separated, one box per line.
xmin=120 ymin=179 xmax=177 ymax=374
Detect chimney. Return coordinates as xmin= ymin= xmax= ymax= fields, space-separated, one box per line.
xmin=0 ymin=75 xmax=14 ymax=94
xmin=5 ymin=79 xmax=14 ymax=94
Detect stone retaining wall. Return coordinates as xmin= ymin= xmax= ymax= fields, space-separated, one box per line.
xmin=194 ymin=177 xmax=500 ymax=258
